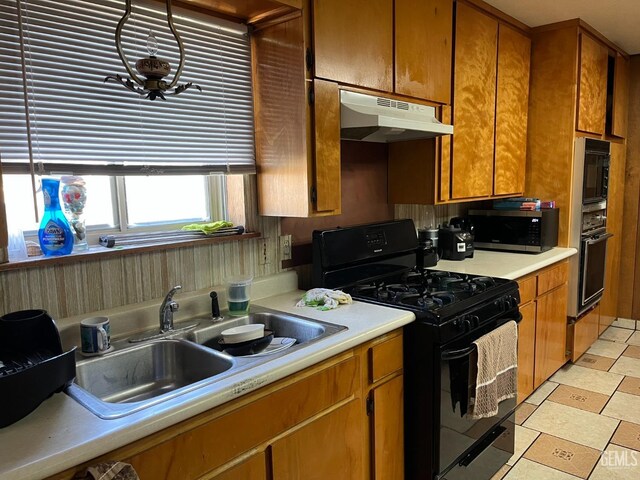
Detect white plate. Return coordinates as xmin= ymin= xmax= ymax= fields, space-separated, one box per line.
xmin=238 ymin=337 xmax=296 ymax=357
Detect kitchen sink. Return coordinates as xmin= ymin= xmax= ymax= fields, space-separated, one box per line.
xmin=67 ymin=339 xmax=236 ymax=419
xmin=187 ymin=309 xmax=345 ymax=349
xmin=66 ymin=307 xmax=347 ymax=419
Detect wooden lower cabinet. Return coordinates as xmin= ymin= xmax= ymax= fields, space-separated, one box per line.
xmin=572 ymin=305 xmax=600 ymax=362
xmin=517 ymin=301 xmax=536 ymax=403
xmin=46 ymin=331 xmax=405 ymax=480
xmin=534 ymin=283 xmax=568 ymax=388
xmin=516 ymin=260 xmax=569 ymax=402
xmin=272 ymin=399 xmax=364 ymax=480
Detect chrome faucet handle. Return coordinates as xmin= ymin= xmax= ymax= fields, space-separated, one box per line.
xmin=159 ymin=285 xmax=182 ymax=333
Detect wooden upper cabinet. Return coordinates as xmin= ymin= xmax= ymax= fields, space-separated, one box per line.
xmin=494 ymin=24 xmax=531 ymax=196
xmin=395 ymin=0 xmax=453 ymax=104
xmin=577 ymin=32 xmax=608 ymax=135
xmin=611 ymin=52 xmax=630 ymax=138
xmin=313 ymin=79 xmax=341 ymax=213
xmin=313 ymin=0 xmax=393 ymax=92
xmin=451 ymin=2 xmax=498 ymax=199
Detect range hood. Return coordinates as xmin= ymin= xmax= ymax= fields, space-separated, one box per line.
xmin=340 ymin=90 xmax=453 ymax=143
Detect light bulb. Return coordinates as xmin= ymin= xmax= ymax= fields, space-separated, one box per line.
xmin=146 ymin=29 xmax=159 ymax=56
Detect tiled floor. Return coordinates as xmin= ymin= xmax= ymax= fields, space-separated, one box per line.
xmin=492 ymin=320 xmax=640 ymax=479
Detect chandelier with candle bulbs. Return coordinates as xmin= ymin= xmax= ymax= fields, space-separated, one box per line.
xmin=105 ymin=0 xmax=201 ymax=100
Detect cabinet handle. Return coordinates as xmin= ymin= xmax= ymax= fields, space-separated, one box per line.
xmin=366 ymin=395 xmax=374 ymax=416
xmin=305 ymin=47 xmax=314 ymax=71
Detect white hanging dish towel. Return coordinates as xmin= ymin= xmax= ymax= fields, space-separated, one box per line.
xmin=469 ymin=320 xmax=518 ymax=419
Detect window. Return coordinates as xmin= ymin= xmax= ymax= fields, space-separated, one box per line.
xmin=0 ymin=0 xmax=254 ymax=243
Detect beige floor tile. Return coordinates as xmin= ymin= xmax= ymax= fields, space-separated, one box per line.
xmin=600 ymin=327 xmax=633 ymax=343
xmin=587 ymin=340 xmax=628 ymax=359
xmin=524 ymin=433 xmax=602 ymax=478
xmin=626 ymin=332 xmax=640 ymax=347
xmin=547 ymin=385 xmax=610 ymax=414
xmin=611 ymin=421 xmax=640 ymax=452
xmin=575 ymin=354 xmax=616 ymax=372
xmin=504 ymin=458 xmax=581 ymax=479
xmin=526 ymin=381 xmax=559 ymax=405
xmin=550 ymin=364 xmax=624 ymax=396
xmin=622 ymin=345 xmax=640 ymax=360
xmin=612 ymin=318 xmax=637 ymax=330
xmin=491 ymin=464 xmax=511 ymax=480
xmin=516 ymin=402 xmax=538 ymax=425
xmin=507 ymin=425 xmax=540 ymax=466
xmin=602 ymin=392 xmax=640 ymax=425
xmin=617 ymin=377 xmax=640 ymax=397
xmin=589 ymin=444 xmax=640 ymax=479
xmin=524 ymin=401 xmax=619 ymax=450
xmin=610 ymin=356 xmax=640 ymax=379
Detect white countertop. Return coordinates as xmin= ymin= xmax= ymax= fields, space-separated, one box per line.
xmin=430 ymin=247 xmax=577 ymax=280
xmin=0 ymin=289 xmax=414 ymax=480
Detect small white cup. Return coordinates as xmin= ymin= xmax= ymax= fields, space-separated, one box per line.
xmin=80 ymin=316 xmax=111 ymax=354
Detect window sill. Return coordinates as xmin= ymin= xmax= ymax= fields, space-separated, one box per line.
xmin=0 ymin=232 xmax=261 ymax=272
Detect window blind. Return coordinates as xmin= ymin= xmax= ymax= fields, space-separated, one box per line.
xmin=0 ymin=0 xmax=255 ymax=175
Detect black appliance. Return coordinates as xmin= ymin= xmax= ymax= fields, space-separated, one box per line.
xmin=417 ymin=228 xmax=439 ymax=269
xmin=468 ymin=208 xmax=559 ymax=253
xmin=0 ymin=309 xmax=76 ymax=428
xmin=312 ymin=219 xmax=521 ymax=480
xmin=582 ymin=138 xmax=610 ymax=204
xmin=438 ymin=220 xmax=474 ymax=261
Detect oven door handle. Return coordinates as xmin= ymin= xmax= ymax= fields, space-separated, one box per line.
xmin=441 ymin=314 xmax=522 ymax=361
xmin=442 ymin=346 xmax=476 ymax=361
xmin=584 ymin=232 xmax=613 ymax=245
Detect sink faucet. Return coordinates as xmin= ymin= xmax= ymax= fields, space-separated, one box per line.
xmin=159 ymin=285 xmax=181 ymax=333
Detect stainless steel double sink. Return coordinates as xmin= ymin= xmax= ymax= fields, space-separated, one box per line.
xmin=66 ymin=308 xmax=347 ymax=419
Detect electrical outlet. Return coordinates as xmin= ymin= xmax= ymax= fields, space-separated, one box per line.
xmin=280 ymin=234 xmax=292 ymax=261
xmin=259 ymin=238 xmax=270 ymax=265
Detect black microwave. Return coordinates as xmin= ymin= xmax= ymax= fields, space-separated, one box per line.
xmin=582 ymin=138 xmax=610 ymax=204
xmin=468 ymin=209 xmax=559 ymax=253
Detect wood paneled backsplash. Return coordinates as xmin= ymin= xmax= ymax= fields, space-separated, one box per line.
xmin=395 ymin=203 xmax=468 ymax=229
xmin=0 ymin=178 xmax=283 ymax=320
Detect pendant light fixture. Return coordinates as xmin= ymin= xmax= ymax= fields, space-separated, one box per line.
xmin=105 ymin=0 xmax=201 ymax=100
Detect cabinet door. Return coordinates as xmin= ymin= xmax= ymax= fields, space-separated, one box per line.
xmin=313 ymin=0 xmax=393 ymax=92
xmin=572 ymin=305 xmax=600 ymax=362
xmin=395 ymin=0 xmax=452 ymax=103
xmin=577 ymin=32 xmax=608 ymax=134
xmin=451 ymin=2 xmax=497 ymax=199
xmin=271 ymin=399 xmax=365 ymax=480
xmin=313 ymin=79 xmax=341 ymax=213
xmin=213 ymin=452 xmax=267 ymax=480
xmin=372 ymin=375 xmax=404 ymax=480
xmin=611 ymin=52 xmax=630 ymax=138
xmin=494 ymin=24 xmax=531 ymax=196
xmin=534 ymin=284 xmax=568 ymax=388
xmin=517 ymin=301 xmax=536 ymax=404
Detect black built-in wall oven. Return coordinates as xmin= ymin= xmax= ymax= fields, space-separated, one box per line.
xmin=312 ymin=220 xmax=521 ymax=479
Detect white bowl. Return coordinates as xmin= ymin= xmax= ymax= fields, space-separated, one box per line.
xmin=221 ymin=324 xmax=265 ymax=344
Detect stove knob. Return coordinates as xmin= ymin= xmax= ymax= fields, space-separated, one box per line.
xmin=462 ymin=318 xmax=472 ymax=332
xmin=470 ymin=315 xmax=480 ymax=328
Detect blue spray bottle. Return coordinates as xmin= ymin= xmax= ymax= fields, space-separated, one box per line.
xmin=38 ymin=178 xmax=74 ymax=256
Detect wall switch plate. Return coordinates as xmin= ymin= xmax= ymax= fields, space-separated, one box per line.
xmin=279 ymin=234 xmax=292 ymax=261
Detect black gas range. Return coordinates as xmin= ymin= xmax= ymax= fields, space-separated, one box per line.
xmin=312 ymin=219 xmax=521 ymax=480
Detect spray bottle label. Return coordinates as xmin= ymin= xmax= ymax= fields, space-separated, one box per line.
xmin=42 ymin=220 xmax=66 ymax=250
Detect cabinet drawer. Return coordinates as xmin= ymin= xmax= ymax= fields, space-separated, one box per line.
xmin=572 ymin=305 xmax=600 ymax=362
xmin=369 ymin=334 xmax=403 ymax=384
xmin=537 ymin=261 xmax=568 ymax=295
xmin=517 ymin=276 xmax=537 ymax=305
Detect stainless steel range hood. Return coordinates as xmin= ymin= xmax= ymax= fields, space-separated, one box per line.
xmin=340 ymin=90 xmax=453 ymax=143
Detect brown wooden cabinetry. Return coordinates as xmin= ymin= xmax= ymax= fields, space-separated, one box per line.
xmin=577 ymin=32 xmax=608 ymax=135
xmin=46 ymin=330 xmax=405 ymax=480
xmin=571 ymin=304 xmax=600 ymax=362
xmin=516 ymin=260 xmax=569 ymax=403
xmin=252 ymin=12 xmax=341 ymax=217
xmin=313 ymin=0 xmax=452 ymax=105
xmin=313 ymin=0 xmax=393 ymax=93
xmin=610 ymin=53 xmax=630 ymax=138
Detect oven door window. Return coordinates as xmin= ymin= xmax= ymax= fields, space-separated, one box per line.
xmin=583 ymin=153 xmax=608 ymax=203
xmin=580 ymin=234 xmax=611 ymax=308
